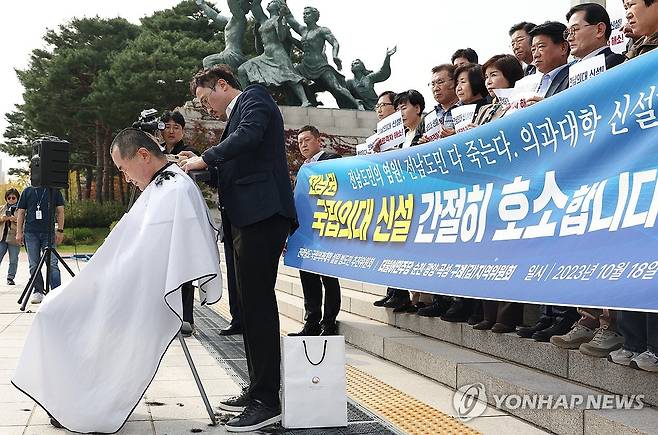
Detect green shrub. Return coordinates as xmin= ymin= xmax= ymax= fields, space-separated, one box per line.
xmin=62 ymin=228 xmax=96 ymax=245
xmin=66 ymin=201 xmax=126 ymax=228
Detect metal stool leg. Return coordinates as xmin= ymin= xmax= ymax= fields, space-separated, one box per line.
xmin=178 ymin=333 xmax=217 ymax=426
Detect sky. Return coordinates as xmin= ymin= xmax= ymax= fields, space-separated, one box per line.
xmin=0 ymin=0 xmax=628 ymax=177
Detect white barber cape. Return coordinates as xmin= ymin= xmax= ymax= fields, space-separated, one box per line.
xmin=12 ymin=164 xmax=222 ymax=434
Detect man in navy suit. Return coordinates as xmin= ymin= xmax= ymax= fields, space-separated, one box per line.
xmin=288 ymin=125 xmax=342 ymax=337
xmin=566 ymin=3 xmax=625 ymax=70
xmin=183 ymin=65 xmax=296 ymax=432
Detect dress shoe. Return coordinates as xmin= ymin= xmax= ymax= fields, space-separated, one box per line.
xmin=405 ymin=302 xmax=426 ymax=314
xmin=440 ymin=299 xmax=471 ymax=323
xmin=219 ymin=323 xmax=243 ymax=336
xmin=532 ymin=317 xmax=577 ymax=342
xmin=320 ymin=323 xmax=339 ymax=336
xmin=467 ymin=314 xmax=483 ymax=326
xmin=288 ymin=323 xmax=321 ymax=336
xmin=491 ymin=323 xmax=516 ymax=334
xmin=7 ymin=278 xmax=15 ymax=285
xmin=373 ymin=294 xmax=392 ymax=307
xmin=517 ymin=318 xmax=553 ymax=338
xmin=219 ymin=388 xmax=250 ymax=412
xmin=473 ymin=320 xmax=494 ymax=330
xmin=392 ymin=300 xmax=413 ymax=313
xmin=225 ymin=399 xmax=281 ymax=432
xmin=417 ymin=301 xmax=447 ymax=317
xmin=383 ymin=295 xmax=411 ymax=309
xmin=181 ymin=321 xmax=194 ymax=337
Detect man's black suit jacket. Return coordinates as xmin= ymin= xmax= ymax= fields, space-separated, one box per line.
xmin=201 ymin=84 xmax=296 ymax=228
xmin=600 ymin=47 xmax=626 ymax=70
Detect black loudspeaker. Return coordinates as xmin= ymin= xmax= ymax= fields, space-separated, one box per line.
xmin=30 ymin=137 xmax=70 ymax=189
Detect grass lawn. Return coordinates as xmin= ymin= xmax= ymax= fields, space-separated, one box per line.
xmin=58 ymin=227 xmax=110 ymax=254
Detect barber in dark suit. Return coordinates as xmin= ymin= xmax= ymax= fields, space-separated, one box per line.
xmin=183 ymin=65 xmax=296 ymax=432
xmin=565 ymin=3 xmax=625 ymax=71
xmin=288 ymin=125 xmax=342 ymax=337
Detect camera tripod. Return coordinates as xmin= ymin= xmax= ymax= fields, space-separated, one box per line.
xmin=17 ymin=187 xmax=75 ymax=311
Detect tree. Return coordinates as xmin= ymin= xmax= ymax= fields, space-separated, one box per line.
xmin=1 ymin=17 xmax=140 ymax=201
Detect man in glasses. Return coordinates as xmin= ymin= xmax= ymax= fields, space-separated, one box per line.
xmin=182 ymin=64 xmax=296 ymax=432
xmin=565 ymin=3 xmax=625 ymax=69
xmin=509 ymin=21 xmax=537 ymax=76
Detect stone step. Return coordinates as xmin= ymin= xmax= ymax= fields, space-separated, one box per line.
xmin=268 ymin=269 xmax=658 ymax=408
xmin=272 ymin=287 xmax=658 ymax=435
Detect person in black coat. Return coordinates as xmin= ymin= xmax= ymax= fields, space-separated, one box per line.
xmin=288 ymin=125 xmax=342 ymax=336
xmin=183 ymin=65 xmax=296 ymax=432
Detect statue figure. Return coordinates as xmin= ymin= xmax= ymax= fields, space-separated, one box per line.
xmin=347 ymin=47 xmax=397 ymax=111
xmin=237 ymin=0 xmax=311 ymax=106
xmin=197 ymin=0 xmax=251 ymax=72
xmin=284 ymin=6 xmax=363 ymax=110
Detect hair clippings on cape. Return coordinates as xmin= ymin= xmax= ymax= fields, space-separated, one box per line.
xmin=154 ymin=171 xmax=177 ymax=187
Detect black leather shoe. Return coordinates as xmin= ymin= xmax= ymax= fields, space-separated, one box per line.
xmin=219 ymin=389 xmax=250 ymax=412
xmin=320 ymin=323 xmax=339 ymax=336
xmin=441 ymin=299 xmax=472 ymax=323
xmin=417 ymin=301 xmax=446 ymax=317
xmin=473 ymin=320 xmax=494 ymax=330
xmin=219 ymin=323 xmax=243 ymax=336
xmin=47 ymin=414 xmax=63 ymax=428
xmin=517 ymin=318 xmax=553 ymax=338
xmin=383 ymin=295 xmax=411 ymax=309
xmin=225 ymin=399 xmax=281 ymax=432
xmin=392 ymin=300 xmax=413 ymax=313
xmin=373 ymin=294 xmax=392 ymax=307
xmin=491 ymin=323 xmax=516 ymax=334
xmin=7 ymin=278 xmax=15 ymax=285
xmin=532 ymin=317 xmax=577 ymax=342
xmin=288 ymin=323 xmax=321 ymax=336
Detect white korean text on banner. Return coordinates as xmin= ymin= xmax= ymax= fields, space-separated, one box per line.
xmin=285 ymin=50 xmax=658 ymax=312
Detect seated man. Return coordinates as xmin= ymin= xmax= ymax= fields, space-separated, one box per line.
xmin=289 ymin=125 xmax=342 ymax=336
xmin=12 ymin=128 xmax=222 ymax=433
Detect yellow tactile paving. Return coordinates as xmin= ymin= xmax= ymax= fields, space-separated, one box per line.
xmin=210 ymin=299 xmax=480 ymax=434
xmin=346 ymin=365 xmax=481 ymax=435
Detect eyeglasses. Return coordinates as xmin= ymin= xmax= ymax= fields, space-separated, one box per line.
xmin=428 ymin=79 xmax=453 ymax=88
xmin=510 ymin=37 xmax=527 ymax=48
xmin=563 ymin=24 xmax=595 ymax=39
xmin=375 ymin=102 xmax=393 ymax=110
xmin=198 ymin=87 xmax=215 ymax=112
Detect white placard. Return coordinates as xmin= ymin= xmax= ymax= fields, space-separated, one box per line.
xmin=569 ymin=54 xmax=606 ymax=88
xmin=514 ymin=72 xmax=544 ymax=94
xmin=355 ymin=143 xmax=369 ymax=155
xmin=492 ymin=88 xmax=514 ymax=105
xmin=609 ymin=16 xmax=628 ymax=55
xmin=376 ymin=111 xmax=405 ymax=151
xmin=422 ymin=110 xmax=443 ymax=142
xmin=451 ymin=104 xmax=477 ymax=133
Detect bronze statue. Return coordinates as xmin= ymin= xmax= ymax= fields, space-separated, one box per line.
xmin=197 ymin=0 xmax=251 ymax=71
xmin=237 ymin=0 xmax=311 ymax=106
xmin=284 ymin=6 xmax=363 ymax=110
xmin=347 ymin=47 xmax=397 ymax=111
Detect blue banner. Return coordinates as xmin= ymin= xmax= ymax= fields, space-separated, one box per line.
xmin=285 ymin=49 xmax=658 ymax=312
